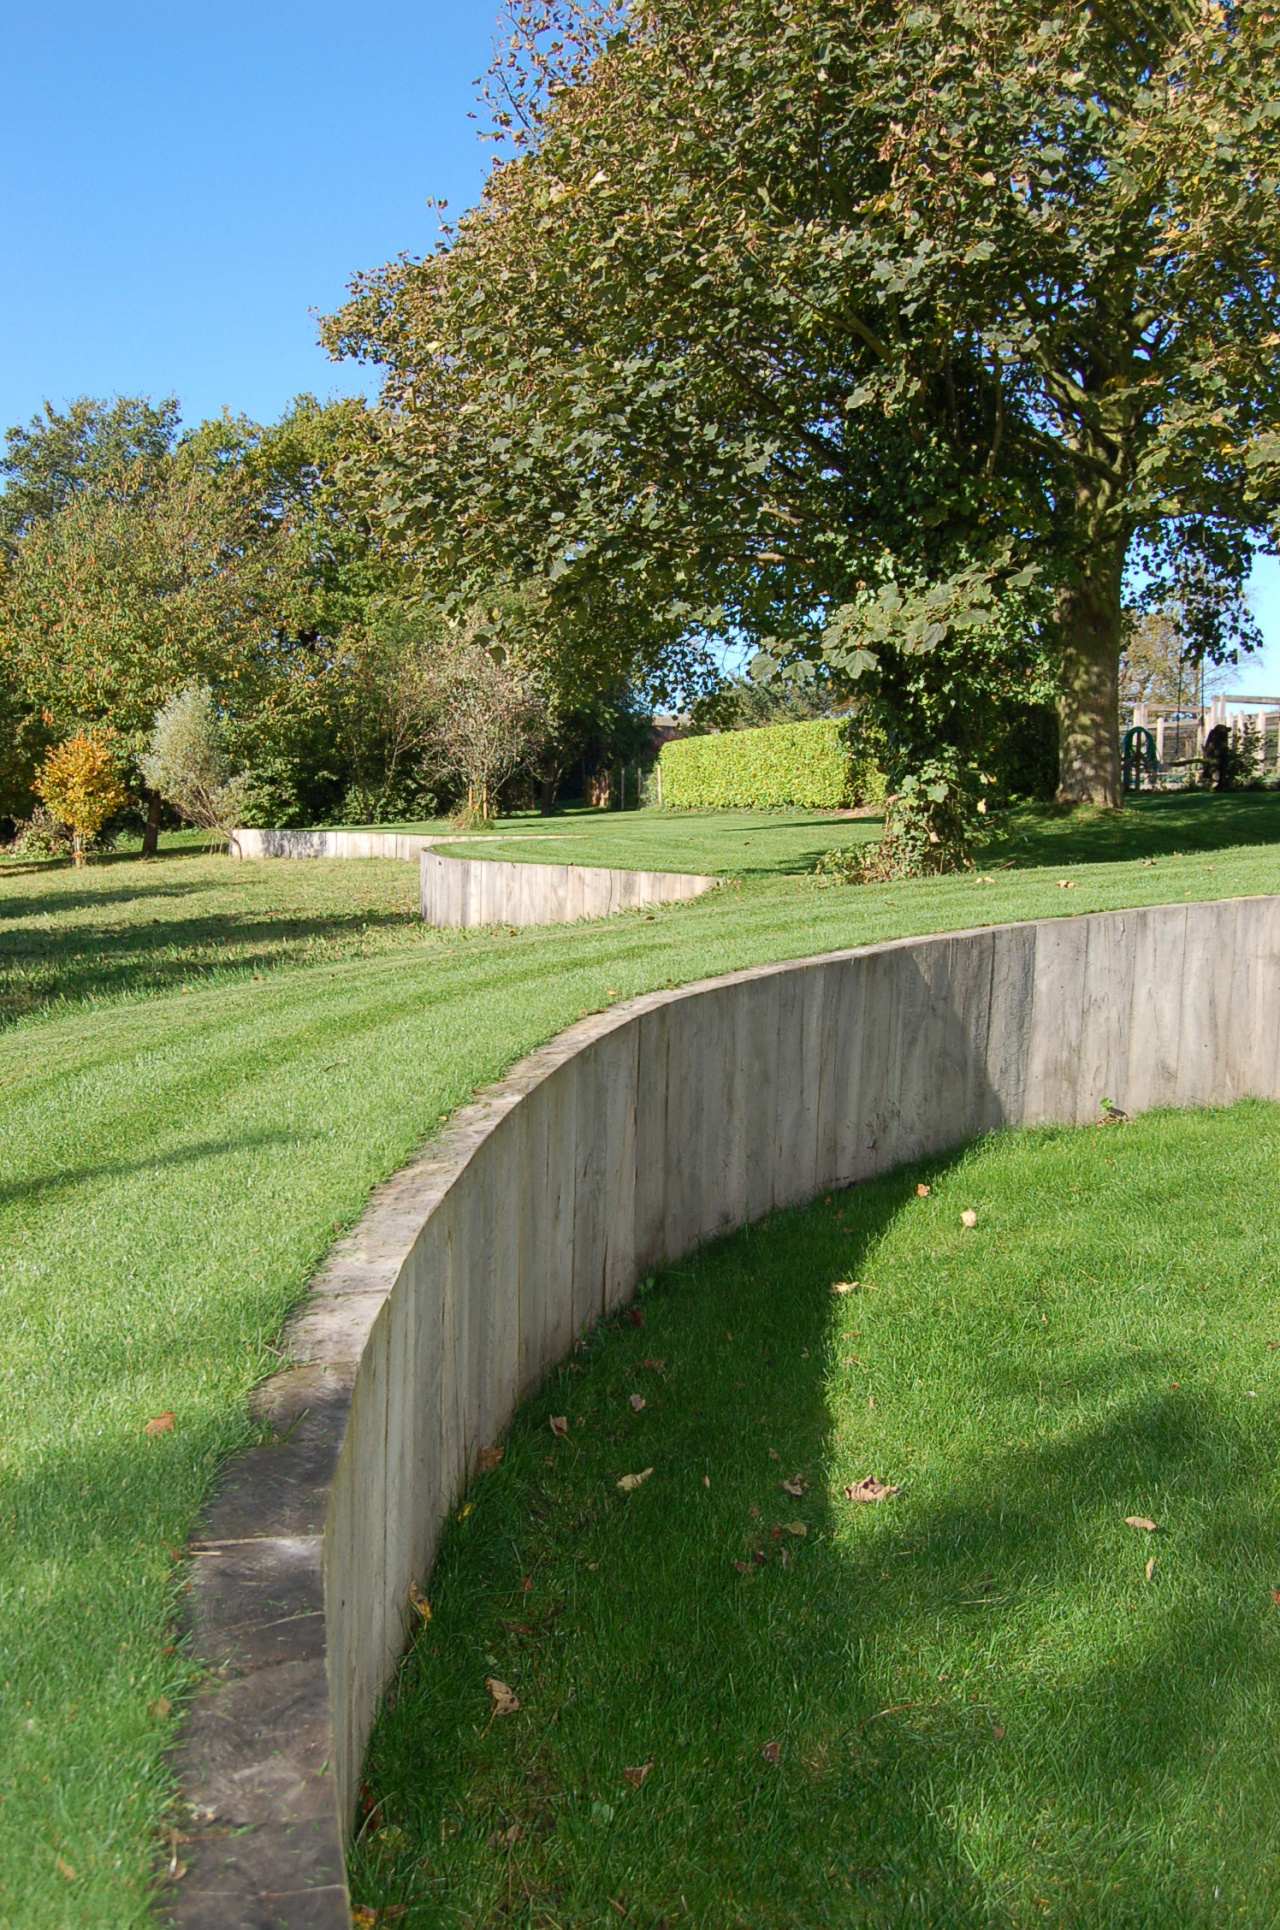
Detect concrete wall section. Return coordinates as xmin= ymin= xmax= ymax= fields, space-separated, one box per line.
xmin=171 ymin=896 xmax=1280 ymax=1929
xmin=418 ymin=851 xmax=720 ymax=928
xmin=233 ymin=827 xmax=439 ymax=862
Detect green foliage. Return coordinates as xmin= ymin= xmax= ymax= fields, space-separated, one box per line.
xmin=0 ymin=394 xmax=180 ymax=551
xmin=815 ymin=752 xmax=989 ymax=881
xmin=326 ymin=0 xmax=1280 ymax=806
xmin=140 ymin=686 xmax=253 ymax=846
xmin=659 ymin=718 xmax=885 ymax=812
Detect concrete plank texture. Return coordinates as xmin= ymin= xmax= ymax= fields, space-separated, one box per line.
xmin=169 ymin=898 xmax=1280 ymax=1928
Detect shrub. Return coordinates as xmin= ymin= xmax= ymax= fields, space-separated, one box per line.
xmin=33 ymin=733 xmax=128 ymax=867
xmin=8 ymin=806 xmax=74 ymax=859
xmin=812 ymin=754 xmax=989 ymax=882
xmin=140 ymin=685 xmax=252 ymax=849
xmin=658 ymin=717 xmax=885 ymax=810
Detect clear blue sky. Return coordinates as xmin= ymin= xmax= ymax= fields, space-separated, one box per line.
xmin=3 ymin=0 xmax=1278 ymax=689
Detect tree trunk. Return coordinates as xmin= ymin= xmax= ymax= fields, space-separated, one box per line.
xmin=141 ymin=789 xmax=161 ymax=858
xmin=540 ymin=767 xmax=559 ymax=816
xmin=1056 ymin=551 xmax=1125 ymax=808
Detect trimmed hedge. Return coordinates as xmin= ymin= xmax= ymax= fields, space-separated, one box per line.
xmin=659 ymin=717 xmax=886 ymax=810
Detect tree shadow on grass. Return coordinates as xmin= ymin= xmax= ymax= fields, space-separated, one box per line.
xmin=980 ymin=789 xmax=1280 ymax=868
xmin=0 ymin=1125 xmax=315 ymax=1210
xmin=352 ymin=1151 xmax=1280 ymax=1929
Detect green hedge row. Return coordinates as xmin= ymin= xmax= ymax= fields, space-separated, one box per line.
xmin=658 ymin=717 xmax=886 ymax=810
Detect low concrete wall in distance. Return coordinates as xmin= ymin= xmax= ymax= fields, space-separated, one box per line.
xmin=233 ymin=827 xmax=438 ymax=862
xmin=171 ymin=897 xmax=1280 ymax=1929
xmin=420 ymin=850 xmax=720 ymax=927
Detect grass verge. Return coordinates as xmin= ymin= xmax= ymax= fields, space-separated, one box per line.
xmin=1 ymin=794 xmax=1278 ymax=1922
xmin=351 ymin=1101 xmax=1280 ymax=1930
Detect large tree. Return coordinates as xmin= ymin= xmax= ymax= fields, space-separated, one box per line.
xmin=326 ymin=0 xmax=1280 ymax=805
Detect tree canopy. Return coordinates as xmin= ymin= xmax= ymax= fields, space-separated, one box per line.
xmin=326 ymin=0 xmax=1280 ymax=804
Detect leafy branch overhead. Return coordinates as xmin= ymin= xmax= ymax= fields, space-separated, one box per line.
xmin=325 ymin=0 xmax=1280 ymax=805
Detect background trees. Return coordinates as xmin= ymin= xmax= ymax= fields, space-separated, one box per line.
xmin=325 ymin=0 xmax=1280 ymax=808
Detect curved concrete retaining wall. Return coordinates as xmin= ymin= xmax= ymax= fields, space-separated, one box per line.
xmin=420 ymin=849 xmax=719 ymax=927
xmin=172 ymin=896 xmax=1280 ymax=1928
xmin=230 ymin=826 xmax=719 ymax=929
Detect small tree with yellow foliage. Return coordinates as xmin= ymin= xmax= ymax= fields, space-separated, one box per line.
xmin=34 ymin=733 xmax=127 ymax=867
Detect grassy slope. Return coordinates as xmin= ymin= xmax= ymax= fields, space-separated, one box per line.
xmin=352 ymin=1104 xmax=1280 ymax=1930
xmin=1 ymin=796 xmax=1278 ymax=1923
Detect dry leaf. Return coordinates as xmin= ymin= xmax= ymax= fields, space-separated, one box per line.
xmin=56 ymin=1857 xmax=77 ymax=1882
xmin=623 ymin=1760 xmax=653 ymax=1788
xmin=761 ymin=1739 xmax=781 ymax=1764
xmin=960 ymin=1210 xmax=978 ymax=1229
xmin=768 ymin=1447 xmax=781 ymax=1461
xmin=409 ymin=1581 xmax=432 ymax=1622
xmin=642 ymin=1357 xmax=667 ymax=1372
xmin=916 ymin=1183 xmax=931 ymax=1198
xmin=352 ymin=1912 xmax=378 ymax=1929
xmin=784 ymin=1521 xmax=808 ymax=1537
xmin=501 ymin=1621 xmax=534 ymax=1635
xmin=549 ymin=1415 xmax=569 ymax=1438
xmin=477 ymin=1445 xmax=504 ymax=1474
xmin=780 ymin=1549 xmax=790 ymax=1569
xmin=626 ymin=1307 xmax=645 ymax=1327
xmin=868 ymin=1394 xmax=876 ymax=1411
xmin=845 ymin=1478 xmax=900 ymax=1504
xmin=991 ymin=1724 xmax=1005 ymax=1741
xmin=1145 ymin=1556 xmax=1156 ymax=1582
xmin=734 ymin=1560 xmax=751 ymax=1574
xmin=485 ymin=1677 xmax=519 ymax=1715
xmin=781 ymin=1478 xmax=807 ymax=1497
xmin=617 ymin=1468 xmax=653 ymax=1492
xmin=488 ymin=1823 xmax=521 ymax=1847
xmin=1125 ymin=1516 xmax=1159 ymax=1533
xmin=145 ymin=1412 xmax=175 ymax=1437
xmin=1057 ymin=879 xmax=1075 ymax=890
xmin=702 ymin=1474 xmax=710 ymax=1488
xmin=629 ymin=1394 xmax=646 ymax=1412
xmin=150 ymin=1696 xmax=172 ymax=1720
xmin=1271 ymin=1589 xmax=1280 ymax=1606
xmin=831 ymin=1280 xmax=860 ymax=1295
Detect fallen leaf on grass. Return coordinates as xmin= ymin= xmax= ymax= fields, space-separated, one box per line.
xmin=629 ymin=1394 xmax=646 ymax=1412
xmin=623 ymin=1760 xmax=653 ymax=1788
xmin=549 ymin=1415 xmax=569 ymax=1438
xmin=781 ymin=1477 xmax=807 ymax=1497
xmin=784 ymin=1521 xmax=808 ymax=1537
xmin=960 ymin=1210 xmax=978 ymax=1229
xmin=626 ymin=1308 xmax=645 ymax=1328
xmin=831 ymin=1280 xmax=860 ymax=1295
xmin=991 ymin=1725 xmax=1005 ymax=1742
xmin=642 ymin=1357 xmax=667 ymax=1372
xmin=56 ymin=1857 xmax=77 ymax=1882
xmin=916 ymin=1183 xmax=931 ymax=1198
xmin=761 ymin=1739 xmax=781 ymax=1764
xmin=409 ymin=1581 xmax=431 ymax=1622
xmin=145 ymin=1412 xmax=175 ymax=1436
xmin=768 ymin=1447 xmax=781 ymax=1461
xmin=476 ymin=1445 xmax=504 ymax=1473
xmin=1145 ymin=1556 xmax=1156 ymax=1582
xmin=501 ymin=1621 xmax=534 ymax=1635
xmin=749 ymin=1501 xmax=761 ymax=1518
xmin=488 ymin=1823 xmax=522 ymax=1847
xmin=617 ymin=1468 xmax=653 ymax=1492
xmin=702 ymin=1474 xmax=710 ymax=1488
xmin=1268 ymin=1342 xmax=1280 ymax=1352
xmin=734 ymin=1560 xmax=751 ymax=1574
xmin=485 ymin=1677 xmax=519 ymax=1715
xmin=352 ymin=1912 xmax=377 ymax=1929
xmin=1125 ymin=1516 xmax=1159 ymax=1533
xmin=780 ymin=1549 xmax=790 ymax=1569
xmin=1271 ymin=1590 xmax=1280 ymax=1606
xmin=845 ymin=1478 xmax=900 ymax=1504
xmin=150 ymin=1696 xmax=172 ymax=1720
xmin=1057 ymin=879 xmax=1075 ymax=890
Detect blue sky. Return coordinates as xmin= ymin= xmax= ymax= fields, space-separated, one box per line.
xmin=3 ymin=0 xmax=1278 ymax=690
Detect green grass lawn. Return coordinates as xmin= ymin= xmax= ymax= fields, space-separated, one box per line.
xmin=2 ymin=793 xmax=1280 ymax=1924
xmin=350 ymin=1102 xmax=1280 ymax=1930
